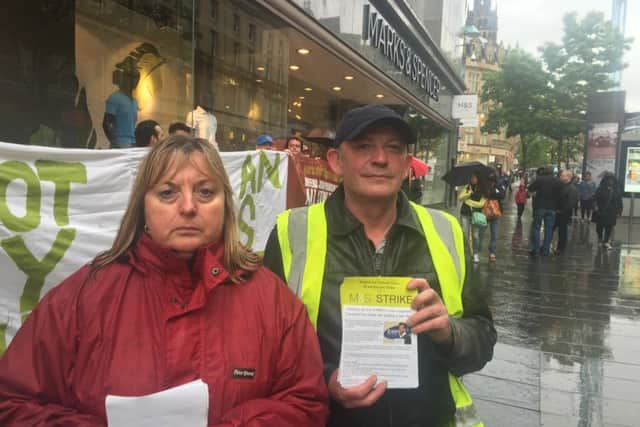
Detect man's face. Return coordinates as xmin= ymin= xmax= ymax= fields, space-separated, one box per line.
xmin=288 ymin=138 xmax=302 ymax=156
xmin=327 ymin=123 xmax=410 ymax=201
xmin=560 ymin=170 xmax=573 ymax=183
xmin=151 ymin=125 xmax=165 ymax=146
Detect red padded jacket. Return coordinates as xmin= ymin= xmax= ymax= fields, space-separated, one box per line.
xmin=0 ymin=234 xmax=328 ymax=426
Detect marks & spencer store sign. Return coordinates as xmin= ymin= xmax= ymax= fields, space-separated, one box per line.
xmin=362 ymin=4 xmax=441 ymax=102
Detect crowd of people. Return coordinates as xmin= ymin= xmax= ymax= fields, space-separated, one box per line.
xmin=456 ymin=165 xmax=625 ymax=262
xmin=0 ymin=105 xmax=496 ymax=427
xmin=524 ymin=167 xmax=623 ymax=255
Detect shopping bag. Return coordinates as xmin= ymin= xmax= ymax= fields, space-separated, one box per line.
xmin=472 ymin=211 xmax=488 ymax=228
xmin=483 ymin=199 xmax=502 ymax=220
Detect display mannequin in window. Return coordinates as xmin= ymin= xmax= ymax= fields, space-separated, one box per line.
xmin=187 ymin=91 xmax=218 ymax=150
xmin=103 ymin=58 xmax=140 ymax=148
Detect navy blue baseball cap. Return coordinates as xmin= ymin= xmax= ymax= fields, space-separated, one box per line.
xmin=333 ymin=104 xmax=416 ymax=147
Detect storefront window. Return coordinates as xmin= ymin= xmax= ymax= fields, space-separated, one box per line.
xmin=0 ymin=1 xmax=194 ymax=149
xmin=408 ymin=111 xmax=449 ymax=205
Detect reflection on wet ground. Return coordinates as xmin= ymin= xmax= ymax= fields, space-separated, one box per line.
xmin=461 ymin=199 xmax=640 ymax=426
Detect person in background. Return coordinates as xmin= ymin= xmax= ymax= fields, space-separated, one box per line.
xmin=168 ymin=122 xmax=192 ymax=136
xmin=0 ymin=135 xmax=329 ymax=426
xmin=459 ymin=172 xmax=489 ymax=263
xmin=571 ymin=176 xmax=581 ymax=219
xmin=553 ymin=170 xmax=578 ymax=255
xmin=256 ymin=134 xmax=273 ymax=150
xmin=594 ymin=173 xmax=623 ymax=250
xmin=528 ymin=167 xmax=561 ymax=257
xmin=487 ymin=169 xmax=506 ymax=262
xmin=134 ymin=120 xmax=165 ymax=148
xmin=578 ymin=171 xmax=597 ymax=222
xmin=514 ymin=181 xmax=528 ymax=220
xmin=401 ymin=166 xmax=424 ymax=203
xmin=285 ymin=136 xmax=303 ymax=157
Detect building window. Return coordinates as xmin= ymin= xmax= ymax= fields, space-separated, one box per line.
xmin=210 ymin=30 xmax=217 ymax=57
xmin=210 ymin=0 xmax=217 ymax=20
xmin=233 ymin=13 xmax=240 ymax=34
xmin=233 ymin=42 xmax=240 ymax=66
xmin=248 ymin=23 xmax=256 ymax=44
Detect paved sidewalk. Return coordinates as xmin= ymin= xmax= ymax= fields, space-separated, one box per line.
xmin=458 ymin=197 xmax=640 ymax=426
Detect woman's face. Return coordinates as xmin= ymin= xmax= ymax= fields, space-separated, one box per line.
xmin=470 ymin=174 xmax=478 ymax=185
xmin=144 ymin=152 xmax=225 ymax=259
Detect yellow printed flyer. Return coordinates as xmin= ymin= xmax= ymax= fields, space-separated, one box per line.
xmin=338 ymin=277 xmax=418 ymax=389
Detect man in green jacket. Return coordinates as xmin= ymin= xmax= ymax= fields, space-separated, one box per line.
xmin=263 ymin=104 xmax=496 ymax=427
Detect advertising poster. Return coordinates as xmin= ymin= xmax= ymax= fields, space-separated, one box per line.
xmin=624 ymin=146 xmax=640 ymax=193
xmin=585 ymin=123 xmax=618 ymax=182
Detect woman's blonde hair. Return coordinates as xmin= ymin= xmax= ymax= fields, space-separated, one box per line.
xmin=92 ymin=135 xmax=260 ymax=281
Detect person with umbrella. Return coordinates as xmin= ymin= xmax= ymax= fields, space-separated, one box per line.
xmin=401 ymin=156 xmax=428 ymax=203
xmin=458 ymin=171 xmax=489 ymax=263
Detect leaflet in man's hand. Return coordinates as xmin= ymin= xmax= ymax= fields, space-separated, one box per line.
xmin=338 ymin=276 xmax=418 ymax=389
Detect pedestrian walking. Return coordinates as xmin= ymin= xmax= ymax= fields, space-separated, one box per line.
xmin=458 ymin=172 xmax=489 ymax=263
xmin=578 ymin=171 xmax=597 ymax=222
xmin=528 ymin=167 xmax=562 ymax=256
xmin=571 ymin=176 xmax=581 ymax=218
xmin=553 ymin=170 xmax=578 ymax=255
xmin=263 ymin=104 xmax=496 ymax=427
xmin=514 ymin=181 xmax=528 ymax=219
xmin=593 ymin=173 xmax=623 ymax=250
xmin=487 ymin=169 xmax=506 ymax=262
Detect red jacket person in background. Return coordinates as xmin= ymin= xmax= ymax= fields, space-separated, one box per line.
xmin=0 ymin=135 xmax=328 ymax=426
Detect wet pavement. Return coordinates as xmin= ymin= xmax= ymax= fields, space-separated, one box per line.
xmin=457 ymin=196 xmax=640 ymax=426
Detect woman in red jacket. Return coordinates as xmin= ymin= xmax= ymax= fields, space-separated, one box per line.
xmin=0 ymin=135 xmax=328 ymax=426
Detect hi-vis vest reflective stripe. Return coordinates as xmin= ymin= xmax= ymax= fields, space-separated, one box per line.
xmin=276 ymin=201 xmax=483 ymax=427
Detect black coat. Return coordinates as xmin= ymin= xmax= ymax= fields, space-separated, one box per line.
xmin=594 ymin=185 xmax=623 ymax=226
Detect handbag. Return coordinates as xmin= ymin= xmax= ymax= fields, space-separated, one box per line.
xmin=483 ymin=199 xmax=502 ymax=220
xmin=471 ymin=211 xmax=488 ymax=227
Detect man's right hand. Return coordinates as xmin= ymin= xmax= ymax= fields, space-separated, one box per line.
xmin=327 ymin=370 xmax=387 ymax=408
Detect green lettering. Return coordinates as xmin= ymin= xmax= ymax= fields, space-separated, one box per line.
xmin=239 ymin=154 xmax=257 ymax=199
xmin=258 ymin=151 xmax=282 ymax=192
xmin=238 ymin=195 xmax=255 ymax=249
xmin=35 ymin=160 xmax=87 ymax=227
xmin=1 ymin=228 xmax=76 ymax=322
xmin=0 ymin=322 xmax=6 ymax=356
xmin=0 ymin=161 xmax=41 ymax=232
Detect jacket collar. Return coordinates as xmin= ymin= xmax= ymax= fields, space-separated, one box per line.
xmin=325 ymin=185 xmax=424 ymax=238
xmin=129 ymin=233 xmax=231 ymax=289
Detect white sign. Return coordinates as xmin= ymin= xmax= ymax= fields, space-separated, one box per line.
xmin=459 ymin=116 xmax=479 ymax=128
xmin=452 ymin=95 xmax=478 ymax=119
xmin=106 ymin=379 xmax=208 ymax=427
xmin=0 ymin=142 xmax=288 ymax=352
xmin=624 ymin=146 xmax=640 ymax=193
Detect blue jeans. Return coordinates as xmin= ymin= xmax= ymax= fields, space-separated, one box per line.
xmin=460 ymin=215 xmax=485 ymax=254
xmin=530 ymin=209 xmax=556 ymax=254
xmin=488 ymin=219 xmax=499 ymax=255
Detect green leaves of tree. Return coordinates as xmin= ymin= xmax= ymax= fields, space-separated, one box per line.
xmin=481 ymin=11 xmax=632 ymax=170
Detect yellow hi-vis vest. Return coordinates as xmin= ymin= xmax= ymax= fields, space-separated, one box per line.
xmin=276 ymin=201 xmax=483 ymax=427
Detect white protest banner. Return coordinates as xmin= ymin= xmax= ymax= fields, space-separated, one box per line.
xmin=0 ymin=142 xmax=287 ymax=353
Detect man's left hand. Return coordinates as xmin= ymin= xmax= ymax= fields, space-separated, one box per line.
xmin=405 ymin=278 xmax=453 ymax=347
